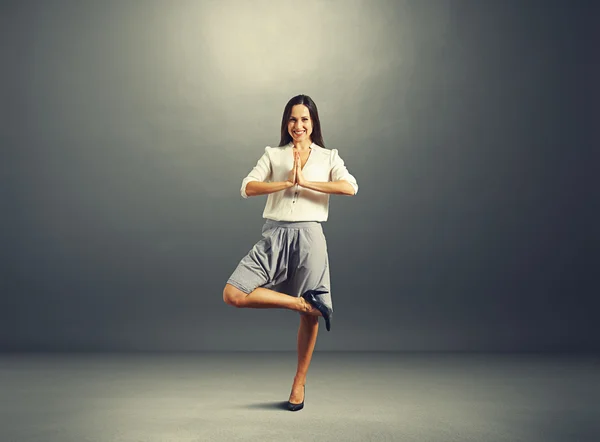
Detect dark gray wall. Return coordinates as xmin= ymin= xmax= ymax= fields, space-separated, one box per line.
xmin=2 ymin=0 xmax=597 ymax=352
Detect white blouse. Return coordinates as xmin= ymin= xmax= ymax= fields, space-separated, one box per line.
xmin=240 ymin=142 xmax=359 ymax=222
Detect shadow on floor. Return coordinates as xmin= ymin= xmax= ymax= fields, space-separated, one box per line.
xmin=242 ymin=401 xmax=290 ymax=411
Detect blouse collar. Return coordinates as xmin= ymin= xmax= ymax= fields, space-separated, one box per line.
xmin=288 ymin=141 xmax=317 ymax=149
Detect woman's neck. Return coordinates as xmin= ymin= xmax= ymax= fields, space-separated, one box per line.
xmin=293 ymin=139 xmax=313 ymax=151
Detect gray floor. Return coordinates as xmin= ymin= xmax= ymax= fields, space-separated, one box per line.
xmin=1 ymin=352 xmax=599 ymax=442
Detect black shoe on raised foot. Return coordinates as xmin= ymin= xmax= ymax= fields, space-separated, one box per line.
xmin=301 ymin=289 xmax=332 ymax=331
xmin=287 ymin=385 xmax=305 ymax=412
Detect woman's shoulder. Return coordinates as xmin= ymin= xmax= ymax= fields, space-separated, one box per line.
xmin=259 ymin=145 xmax=292 ymax=165
xmin=311 ymin=144 xmax=336 ymax=161
xmin=263 ymin=145 xmax=291 ymax=158
xmin=265 ymin=145 xmax=291 ymax=151
xmin=310 ymin=143 xmax=331 ymax=153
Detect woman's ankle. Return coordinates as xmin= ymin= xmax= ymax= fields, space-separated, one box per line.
xmin=293 ymin=374 xmax=307 ymax=385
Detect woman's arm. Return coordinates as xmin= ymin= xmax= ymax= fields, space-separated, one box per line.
xmin=294 ymin=149 xmax=357 ymax=195
xmin=301 ymin=180 xmax=355 ymax=195
xmin=245 ymin=149 xmax=298 ymax=197
xmin=241 ymin=147 xmax=273 ymax=198
xmin=329 ymin=149 xmax=358 ymax=195
xmin=245 ymin=180 xmax=294 ymax=197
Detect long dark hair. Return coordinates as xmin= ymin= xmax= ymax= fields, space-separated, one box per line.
xmin=278 ymin=94 xmax=326 ymax=148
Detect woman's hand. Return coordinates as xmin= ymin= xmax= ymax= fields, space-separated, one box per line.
xmin=295 ymin=151 xmax=308 ymax=187
xmin=287 ymin=151 xmax=298 ymax=186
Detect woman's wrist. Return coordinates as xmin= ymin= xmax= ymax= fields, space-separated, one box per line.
xmin=247 ymin=180 xmax=295 ymax=196
xmin=299 ymin=180 xmax=355 ymax=195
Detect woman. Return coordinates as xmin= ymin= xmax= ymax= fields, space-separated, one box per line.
xmin=222 ymin=94 xmax=358 ymax=411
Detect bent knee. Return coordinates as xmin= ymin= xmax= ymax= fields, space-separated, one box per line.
xmin=223 ymin=283 xmax=247 ymax=307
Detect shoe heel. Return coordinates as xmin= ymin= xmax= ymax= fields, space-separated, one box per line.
xmin=287 ymin=385 xmax=305 ymax=412
xmin=301 ymin=290 xmax=332 ymax=332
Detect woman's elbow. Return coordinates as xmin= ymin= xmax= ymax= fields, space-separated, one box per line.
xmin=343 ymin=181 xmax=357 ymax=196
xmin=244 ymin=181 xmax=258 ymax=197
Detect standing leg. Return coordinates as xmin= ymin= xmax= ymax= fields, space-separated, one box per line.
xmin=288 ymin=224 xmax=331 ymax=405
xmin=289 ymin=313 xmax=319 ymax=404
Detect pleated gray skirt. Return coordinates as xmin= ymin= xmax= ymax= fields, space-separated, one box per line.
xmin=226 ymin=219 xmax=333 ymax=312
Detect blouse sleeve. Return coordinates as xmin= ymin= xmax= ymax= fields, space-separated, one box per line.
xmin=241 ymin=146 xmax=272 ymax=199
xmin=330 ymin=149 xmax=358 ymax=195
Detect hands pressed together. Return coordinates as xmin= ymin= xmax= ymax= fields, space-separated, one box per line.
xmin=287 ymin=149 xmax=308 ymax=188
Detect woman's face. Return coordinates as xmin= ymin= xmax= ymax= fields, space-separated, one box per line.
xmin=288 ymin=104 xmax=313 ymax=143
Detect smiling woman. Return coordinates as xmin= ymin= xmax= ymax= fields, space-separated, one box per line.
xmin=289 ymin=107 xmax=312 ymax=146
xmin=222 ymin=94 xmax=358 ymax=411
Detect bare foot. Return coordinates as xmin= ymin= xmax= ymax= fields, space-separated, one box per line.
xmin=299 ymin=297 xmax=322 ymax=316
xmin=289 ymin=380 xmax=305 ymax=404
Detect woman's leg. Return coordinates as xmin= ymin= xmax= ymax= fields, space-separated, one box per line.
xmin=289 ymin=313 xmax=319 ymax=403
xmin=223 ymin=283 xmax=320 ymax=314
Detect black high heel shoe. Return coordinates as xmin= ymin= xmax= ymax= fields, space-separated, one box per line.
xmin=287 ymin=385 xmax=305 ymax=412
xmin=301 ymin=289 xmax=332 ymax=331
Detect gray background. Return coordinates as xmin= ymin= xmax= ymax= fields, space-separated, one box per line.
xmin=2 ymin=0 xmax=597 ymax=352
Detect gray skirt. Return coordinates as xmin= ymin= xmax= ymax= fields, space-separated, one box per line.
xmin=226 ymin=219 xmax=333 ymax=312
